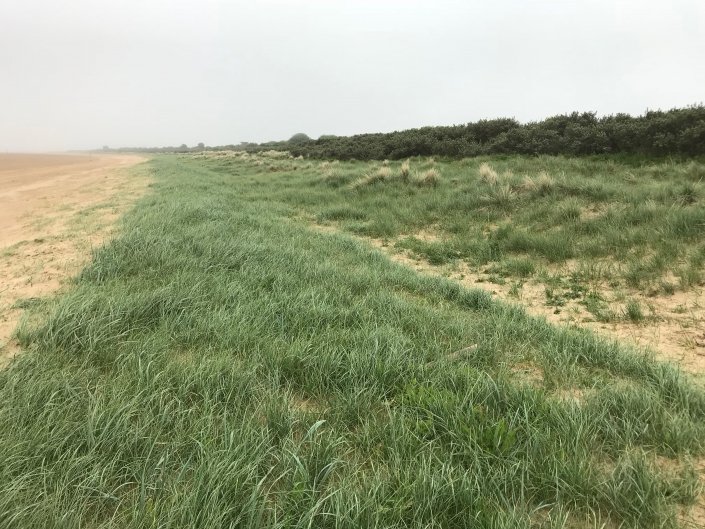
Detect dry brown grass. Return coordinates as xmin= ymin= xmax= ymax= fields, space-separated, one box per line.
xmin=411 ymin=168 xmax=441 ymax=187
xmin=260 ymin=150 xmax=292 ymax=159
xmin=478 ymin=162 xmax=499 ymax=185
xmin=322 ymin=167 xmax=342 ymax=182
xmin=376 ymin=166 xmax=393 ymax=179
xmin=522 ymin=171 xmax=555 ymax=194
xmin=351 ymin=166 xmax=394 ymax=188
xmin=400 ymin=160 xmax=411 ymax=180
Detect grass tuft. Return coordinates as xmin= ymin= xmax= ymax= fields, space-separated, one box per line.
xmin=624 ymin=299 xmax=645 ymax=322
xmin=481 ymin=184 xmax=515 ymax=207
xmin=400 ymin=159 xmax=411 ymax=180
xmin=522 ymin=171 xmax=555 ymax=195
xmin=411 ymin=168 xmax=441 ymax=187
xmin=351 ymin=166 xmax=393 ymax=188
xmin=478 ymin=162 xmax=499 ymax=185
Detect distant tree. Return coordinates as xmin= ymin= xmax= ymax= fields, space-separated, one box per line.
xmin=288 ymin=133 xmax=311 ymax=144
xmin=197 ymin=142 xmax=205 ymax=150
xmin=102 ymin=145 xmax=110 ymax=151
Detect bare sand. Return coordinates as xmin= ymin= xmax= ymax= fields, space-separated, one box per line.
xmin=0 ymin=153 xmax=147 ymax=363
xmin=310 ymin=222 xmax=705 ymax=379
xmin=381 ymin=240 xmax=705 ymax=377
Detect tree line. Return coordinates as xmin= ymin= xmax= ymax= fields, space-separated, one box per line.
xmin=281 ymin=106 xmax=705 ymax=160
xmin=102 ymin=105 xmax=705 ymax=159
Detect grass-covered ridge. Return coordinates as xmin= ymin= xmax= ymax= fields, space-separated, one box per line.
xmin=1 ymin=155 xmax=704 ymax=527
xmin=203 ymin=151 xmax=705 ymax=369
xmin=203 ymin=152 xmax=705 ymax=297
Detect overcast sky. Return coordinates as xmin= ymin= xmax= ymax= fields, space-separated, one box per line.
xmin=1 ymin=0 xmax=703 ymax=151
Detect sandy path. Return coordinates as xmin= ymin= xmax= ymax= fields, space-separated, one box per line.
xmin=308 ymin=222 xmax=705 ymax=379
xmin=376 ymin=241 xmax=705 ymax=378
xmin=0 ymin=153 xmax=148 ymax=363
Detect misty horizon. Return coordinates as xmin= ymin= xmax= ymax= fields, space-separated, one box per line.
xmin=2 ymin=0 xmax=704 ymax=152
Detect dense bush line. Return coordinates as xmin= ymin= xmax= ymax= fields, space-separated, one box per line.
xmin=274 ymin=106 xmax=705 ymax=160
xmin=103 ymin=106 xmax=705 ymax=160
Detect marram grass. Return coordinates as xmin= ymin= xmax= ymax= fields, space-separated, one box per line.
xmin=0 ymin=155 xmax=703 ymax=528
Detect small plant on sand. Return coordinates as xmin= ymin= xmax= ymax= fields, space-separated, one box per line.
xmin=582 ymin=291 xmax=616 ymax=322
xmin=624 ymin=299 xmax=645 ymax=322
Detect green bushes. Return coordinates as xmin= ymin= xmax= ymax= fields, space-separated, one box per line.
xmin=275 ymin=106 xmax=705 ymax=160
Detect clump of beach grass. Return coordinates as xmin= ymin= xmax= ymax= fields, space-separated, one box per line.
xmin=400 ymin=160 xmax=411 ymax=180
xmin=522 ymin=170 xmax=555 ymax=195
xmin=351 ymin=166 xmax=394 ymax=188
xmin=481 ymin=184 xmax=515 ymax=207
xmin=479 ymin=162 xmax=499 ymax=185
xmin=411 ymin=167 xmax=441 ymax=187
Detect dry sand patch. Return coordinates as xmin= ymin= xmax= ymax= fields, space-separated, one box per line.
xmin=309 ymin=220 xmax=705 ymax=378
xmin=382 ymin=245 xmax=705 ymax=377
xmin=0 ymin=153 xmax=148 ymax=364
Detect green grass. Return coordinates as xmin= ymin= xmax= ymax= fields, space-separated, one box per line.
xmin=624 ymin=299 xmax=646 ymax=323
xmin=209 ymin=154 xmax=705 ymax=292
xmin=1 ymin=155 xmax=704 ymax=527
xmin=199 ymin=152 xmax=705 ymax=328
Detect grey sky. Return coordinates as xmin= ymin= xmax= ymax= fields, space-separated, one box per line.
xmin=1 ymin=0 xmax=703 ymax=151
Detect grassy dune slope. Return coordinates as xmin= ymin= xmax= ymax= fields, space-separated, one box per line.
xmin=202 ymin=152 xmax=705 ymax=368
xmin=1 ymin=155 xmax=704 ymax=528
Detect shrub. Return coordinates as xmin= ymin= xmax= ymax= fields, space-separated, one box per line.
xmin=288 ymin=133 xmax=311 ymax=144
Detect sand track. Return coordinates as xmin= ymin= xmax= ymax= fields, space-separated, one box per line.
xmin=0 ymin=153 xmax=147 ymax=363
xmin=309 ymin=221 xmax=705 ymax=379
